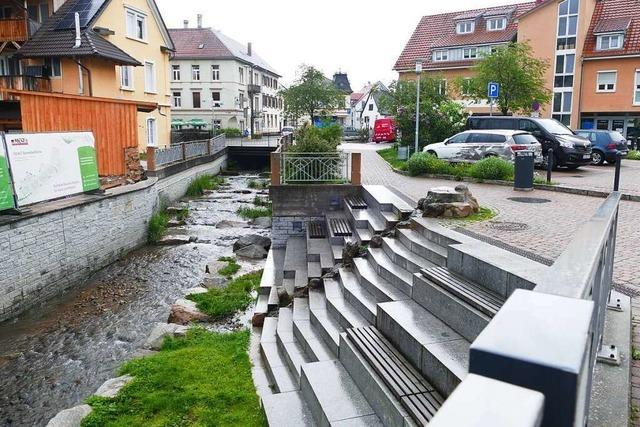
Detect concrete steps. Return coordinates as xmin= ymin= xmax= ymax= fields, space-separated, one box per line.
xmin=260 ymin=317 xmax=298 ymax=393
xmin=337 ymin=268 xmax=377 ymax=325
xmin=352 ymin=257 xmax=409 ymax=302
xmin=396 ymin=228 xmax=448 ymax=267
xmin=367 ymin=247 xmax=414 ymax=296
xmin=284 ymin=237 xmax=308 ymax=293
xmin=381 ymin=236 xmax=437 ymax=273
xmin=262 ymin=391 xmax=316 ymax=426
xmin=291 ymin=297 xmax=335 ymax=363
xmin=276 ymin=307 xmax=311 ymax=382
xmin=324 ymin=278 xmax=370 ymax=330
xmin=309 ymin=288 xmax=343 ymax=356
xmin=301 ymin=360 xmax=384 ymax=426
xmin=362 ymin=185 xmax=414 ymax=220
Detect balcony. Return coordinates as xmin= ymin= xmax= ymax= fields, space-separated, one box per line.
xmin=0 ymin=18 xmax=28 ymax=42
xmin=0 ymin=75 xmax=51 ymax=100
xmin=247 ymin=84 xmax=261 ymax=94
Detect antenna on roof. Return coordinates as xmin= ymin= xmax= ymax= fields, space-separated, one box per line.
xmin=73 ymin=12 xmax=81 ymax=48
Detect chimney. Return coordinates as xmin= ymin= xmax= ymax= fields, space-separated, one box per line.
xmin=197 ymin=14 xmax=203 ymax=28
xmin=183 ymin=20 xmax=189 ymax=29
xmin=247 ymin=42 xmax=252 ymax=56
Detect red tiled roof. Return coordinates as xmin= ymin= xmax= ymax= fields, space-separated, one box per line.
xmin=584 ymin=0 xmax=640 ymax=58
xmin=169 ymin=28 xmax=233 ymax=59
xmin=394 ymin=2 xmax=537 ymax=71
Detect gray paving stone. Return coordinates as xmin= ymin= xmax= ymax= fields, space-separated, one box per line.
xmin=301 ymin=360 xmax=378 ymax=426
xmin=262 ymin=391 xmax=316 ymax=426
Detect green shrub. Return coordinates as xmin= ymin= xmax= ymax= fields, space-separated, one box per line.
xmin=628 ymin=150 xmax=640 ymax=161
xmin=290 ymin=123 xmax=340 ymax=153
xmin=237 ymin=206 xmax=272 ymax=220
xmin=406 ymin=153 xmax=453 ymax=176
xmin=253 ymin=195 xmax=271 ymax=207
xmin=186 ymin=174 xmax=225 ymax=197
xmin=468 ymin=157 xmax=514 ymax=181
xmin=247 ymin=179 xmax=269 ymax=190
xmin=223 ymin=128 xmax=243 ymax=138
xmin=148 ymin=211 xmax=169 ymax=244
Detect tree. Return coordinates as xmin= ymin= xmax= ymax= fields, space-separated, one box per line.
xmin=379 ymin=77 xmax=467 ymax=147
xmin=456 ymin=42 xmax=551 ymax=115
xmin=281 ymin=65 xmax=345 ymax=125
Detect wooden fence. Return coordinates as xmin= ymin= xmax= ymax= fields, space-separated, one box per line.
xmin=5 ymin=90 xmax=157 ymax=176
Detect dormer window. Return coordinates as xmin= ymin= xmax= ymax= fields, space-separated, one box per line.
xmin=456 ymin=21 xmax=475 ymax=35
xmin=433 ymin=50 xmax=448 ymax=62
xmin=486 ymin=17 xmax=507 ymax=31
xmin=596 ymin=33 xmax=624 ymax=51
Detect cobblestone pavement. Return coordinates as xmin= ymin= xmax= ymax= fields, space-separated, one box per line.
xmin=550 ymin=160 xmax=640 ymax=196
xmin=342 ymin=142 xmax=639 ymax=292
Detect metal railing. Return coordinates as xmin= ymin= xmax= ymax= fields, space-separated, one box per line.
xmin=154 ymin=145 xmax=183 ymax=167
xmin=148 ymin=134 xmax=226 ymax=171
xmin=184 ymin=140 xmax=209 ymax=159
xmin=280 ymin=152 xmax=350 ymax=184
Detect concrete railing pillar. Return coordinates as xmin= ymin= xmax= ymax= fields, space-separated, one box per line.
xmin=146 ymin=146 xmax=156 ymax=171
xmin=270 ymin=152 xmax=281 ymax=186
xmin=351 ymin=152 xmax=361 ymax=186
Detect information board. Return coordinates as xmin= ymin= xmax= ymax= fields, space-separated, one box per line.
xmin=0 ymin=139 xmax=15 ymax=210
xmin=4 ymin=132 xmax=99 ymax=207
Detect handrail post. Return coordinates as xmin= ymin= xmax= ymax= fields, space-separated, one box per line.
xmin=351 ymin=152 xmax=362 ymax=185
xmin=146 ymin=146 xmax=156 ymax=172
xmin=270 ymin=152 xmax=281 ymax=186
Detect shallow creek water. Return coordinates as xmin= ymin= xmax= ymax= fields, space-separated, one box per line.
xmin=0 ymin=175 xmax=269 ymax=426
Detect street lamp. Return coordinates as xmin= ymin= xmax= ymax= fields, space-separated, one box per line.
xmin=414 ymin=59 xmax=423 ymax=155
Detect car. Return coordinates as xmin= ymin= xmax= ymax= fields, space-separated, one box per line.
xmin=342 ymin=126 xmax=360 ymax=141
xmin=423 ymin=130 xmax=542 ymax=164
xmin=281 ymin=126 xmax=295 ymax=135
xmin=372 ymin=118 xmax=397 ymax=143
xmin=466 ymin=116 xmax=592 ymax=169
xmin=575 ymin=130 xmax=629 ymax=165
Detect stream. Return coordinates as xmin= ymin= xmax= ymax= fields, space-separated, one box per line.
xmin=0 ymin=175 xmax=270 ymax=426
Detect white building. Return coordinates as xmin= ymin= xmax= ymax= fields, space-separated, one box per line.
xmin=349 ymin=82 xmax=390 ymax=130
xmin=169 ymin=16 xmax=283 ymax=135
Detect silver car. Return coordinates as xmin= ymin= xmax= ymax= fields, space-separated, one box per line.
xmin=423 ymin=130 xmax=543 ymax=164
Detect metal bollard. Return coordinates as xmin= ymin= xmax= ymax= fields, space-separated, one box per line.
xmin=546 ymin=148 xmax=554 ymax=184
xmin=613 ymin=151 xmax=622 ymax=191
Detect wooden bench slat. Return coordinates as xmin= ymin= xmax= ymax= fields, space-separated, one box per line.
xmin=308 ymin=221 xmax=326 ymax=239
xmin=346 ymin=195 xmax=368 ymax=209
xmin=330 ymin=218 xmax=352 ymax=237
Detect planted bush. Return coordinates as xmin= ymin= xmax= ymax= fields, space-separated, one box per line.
xmin=406 ymin=153 xmax=454 ymax=176
xmin=468 ymin=157 xmax=514 ymax=181
xmin=223 ymin=128 xmax=243 ymax=138
xmin=628 ymin=150 xmax=640 ymax=161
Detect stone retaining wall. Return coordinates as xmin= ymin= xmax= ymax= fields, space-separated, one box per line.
xmin=0 ymin=156 xmax=227 ymax=322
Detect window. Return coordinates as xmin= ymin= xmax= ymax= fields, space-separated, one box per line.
xmin=38 ymin=2 xmax=48 ymax=23
xmin=468 ymin=133 xmax=507 ymax=143
xmin=120 ymin=65 xmax=133 ymax=89
xmin=144 ymin=61 xmax=156 ymax=93
xmin=192 ymin=91 xmax=201 ymax=108
xmin=448 ymin=133 xmax=469 ymax=144
xmin=368 ymin=104 xmax=374 ymax=111
xmin=463 ymin=47 xmax=477 ymax=59
xmin=211 ymin=65 xmax=220 ymax=81
xmin=239 ymin=67 xmax=244 ymax=83
xmin=437 ymin=79 xmax=447 ymax=95
xmin=191 ymin=65 xmax=200 ymax=81
xmin=44 ymin=58 xmax=61 ymax=78
xmin=212 ymin=91 xmax=221 ymax=107
xmin=146 ymin=118 xmax=157 ymax=147
xmin=456 ymin=21 xmax=475 ymax=34
xmin=634 ymin=70 xmax=640 ymax=105
xmin=433 ymin=50 xmax=448 ymax=62
xmin=486 ymin=17 xmax=507 ymax=31
xmin=597 ymin=34 xmax=624 ymax=51
xmin=172 ymin=92 xmax=181 ymax=108
xmin=596 ymin=71 xmax=617 ymax=92
xmin=125 ymin=8 xmax=146 ymax=41
xmin=0 ymin=6 xmax=13 ymax=19
xmin=172 ymin=65 xmax=180 ymax=81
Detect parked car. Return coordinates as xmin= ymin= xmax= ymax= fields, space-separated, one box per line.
xmin=466 ymin=116 xmax=592 ymax=169
xmin=575 ymin=130 xmax=629 ymax=165
xmin=372 ymin=118 xmax=397 ymax=143
xmin=423 ymin=130 xmax=542 ymax=164
xmin=281 ymin=126 xmax=295 ymax=136
xmin=342 ymin=126 xmax=360 ymax=141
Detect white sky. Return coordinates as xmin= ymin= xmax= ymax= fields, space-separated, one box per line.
xmin=156 ymin=0 xmax=531 ymax=91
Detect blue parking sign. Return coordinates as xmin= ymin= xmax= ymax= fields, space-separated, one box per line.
xmin=488 ymin=82 xmax=500 ymax=98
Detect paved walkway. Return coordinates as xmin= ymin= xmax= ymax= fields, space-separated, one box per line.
xmin=551 ymin=161 xmax=640 ymax=197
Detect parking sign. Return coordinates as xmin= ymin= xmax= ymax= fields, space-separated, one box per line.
xmin=488 ymin=82 xmax=500 ymax=98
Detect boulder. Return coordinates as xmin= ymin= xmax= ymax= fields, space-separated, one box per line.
xmin=250 ymin=217 xmax=272 ymax=229
xmin=252 ymin=312 xmax=266 ymax=327
xmin=233 ymin=234 xmax=272 ymax=252
xmin=143 ymin=322 xmax=190 ymax=350
xmin=425 ymin=187 xmax=465 ymax=204
xmin=168 ymin=299 xmax=210 ymax=325
xmin=235 ymin=244 xmax=268 ymax=259
xmin=420 ymin=185 xmax=480 ymax=219
xmin=46 ymin=405 xmax=92 ymax=427
xmin=205 ymin=260 xmax=226 ymax=274
xmin=94 ymin=375 xmax=134 ymax=398
xmin=202 ymin=273 xmax=228 ymax=289
xmin=309 ymin=278 xmax=323 ymax=289
xmin=157 ymin=235 xmax=192 ymax=246
xmin=369 ymin=235 xmax=384 ymax=249
xmin=278 ymin=287 xmax=292 ymax=307
xmin=216 ymin=220 xmax=249 ymax=229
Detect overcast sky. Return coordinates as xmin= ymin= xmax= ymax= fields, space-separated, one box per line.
xmin=156 ymin=0 xmax=531 ymax=91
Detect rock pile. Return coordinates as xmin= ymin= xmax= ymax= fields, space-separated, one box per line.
xmin=233 ymin=234 xmax=271 ymax=259
xmin=418 ymin=185 xmax=480 ymax=218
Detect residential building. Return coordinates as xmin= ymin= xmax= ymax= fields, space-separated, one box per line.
xmin=7 ymin=0 xmax=175 ymax=149
xmin=349 ymin=82 xmax=390 ymax=130
xmin=325 ymin=72 xmax=352 ymax=127
xmin=394 ymin=0 xmax=640 ymax=137
xmin=169 ymin=16 xmax=283 ymax=136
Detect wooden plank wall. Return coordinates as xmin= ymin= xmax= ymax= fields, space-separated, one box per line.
xmin=18 ymin=93 xmax=139 ymax=176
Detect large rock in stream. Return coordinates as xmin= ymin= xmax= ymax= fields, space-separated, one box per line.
xmin=168 ymin=299 xmax=210 ymax=325
xmin=233 ymin=234 xmax=271 ymax=252
xmin=95 ymin=375 xmax=134 ymax=398
xmin=46 ymin=405 xmax=92 ymax=427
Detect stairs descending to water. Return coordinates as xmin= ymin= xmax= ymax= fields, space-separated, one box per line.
xmin=255 ymin=185 xmax=517 ymax=426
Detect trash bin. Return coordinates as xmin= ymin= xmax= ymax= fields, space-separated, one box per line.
xmin=514 ymin=150 xmax=535 ymax=191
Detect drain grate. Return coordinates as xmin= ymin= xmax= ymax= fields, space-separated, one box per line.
xmin=487 ymin=221 xmax=530 ymax=232
xmin=507 ymin=197 xmax=551 ymax=204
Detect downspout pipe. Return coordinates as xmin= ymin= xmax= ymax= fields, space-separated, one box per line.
xmin=72 ymin=58 xmax=93 ymax=97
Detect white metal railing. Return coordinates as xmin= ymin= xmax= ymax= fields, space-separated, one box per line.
xmin=280 ymin=152 xmax=350 ymax=184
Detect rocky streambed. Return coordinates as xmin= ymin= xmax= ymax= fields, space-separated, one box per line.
xmin=0 ymin=175 xmax=270 ymax=426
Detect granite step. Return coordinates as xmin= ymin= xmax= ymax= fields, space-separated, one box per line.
xmin=362 ymin=185 xmax=414 ymax=219
xmin=276 ymin=307 xmax=311 ymax=382
xmin=292 ymin=296 xmax=335 ymax=362
xmin=345 ymin=204 xmax=387 ymax=235
xmin=284 ymin=237 xmax=308 ymax=291
xmin=331 ymin=244 xmax=343 ymax=263
xmin=267 ymin=286 xmax=279 ymax=311
xmin=337 ymin=268 xmax=377 ymax=324
xmin=259 ymin=249 xmax=283 ymax=295
xmin=352 ymin=257 xmax=410 ymax=302
xmin=382 ymin=237 xmax=437 ymax=273
xmin=411 ymin=217 xmax=468 ymax=249
xmin=396 ymin=228 xmax=448 ymax=267
xmin=262 ymin=391 xmax=316 ymax=426
xmin=367 ymin=247 xmax=414 ymax=296
xmin=301 ymin=360 xmax=384 ymax=426
xmin=260 ymin=317 xmax=298 ymax=393
xmin=307 ymin=261 xmax=322 ymax=280
xmin=309 ymin=288 xmax=342 ymax=356
xmin=324 ymin=278 xmax=370 ymax=329
xmin=255 ymin=294 xmax=269 ymax=320
xmin=377 ymin=299 xmax=470 ymax=397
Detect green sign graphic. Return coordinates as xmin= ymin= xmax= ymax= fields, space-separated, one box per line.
xmin=77 ymin=146 xmax=100 ymax=192
xmin=0 ymin=147 xmax=15 ymax=211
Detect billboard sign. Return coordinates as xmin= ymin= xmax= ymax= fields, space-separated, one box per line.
xmin=5 ymin=132 xmax=99 ymax=207
xmin=0 ymin=139 xmax=15 ymax=210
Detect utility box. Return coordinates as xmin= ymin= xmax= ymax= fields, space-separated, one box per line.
xmin=514 ymin=151 xmax=535 ymax=191
xmin=398 ymin=146 xmax=411 ymax=160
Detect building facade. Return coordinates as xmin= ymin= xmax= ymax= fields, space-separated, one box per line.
xmin=169 ymin=18 xmax=283 ymax=136
xmin=395 ymin=0 xmax=640 ymax=138
xmin=350 ymin=82 xmax=390 ymax=130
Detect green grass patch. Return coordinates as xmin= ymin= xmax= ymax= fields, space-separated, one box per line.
xmin=237 ymin=206 xmax=272 ymax=220
xmin=174 ymin=207 xmax=189 ymax=222
xmin=186 ymin=175 xmax=226 ymax=197
xmin=633 ymin=346 xmax=640 ymax=361
xmin=247 ymin=179 xmax=269 ymax=190
xmin=217 ymin=257 xmax=241 ymax=279
xmin=377 ymin=147 xmax=408 ymax=171
xmin=628 ymin=150 xmax=640 ymax=161
xmin=148 ymin=211 xmax=169 ymax=244
xmin=82 ymin=328 xmax=265 ymax=427
xmin=452 ymin=207 xmax=497 ymax=223
xmin=188 ymin=270 xmax=263 ymax=320
xmin=253 ymin=195 xmax=271 ymax=208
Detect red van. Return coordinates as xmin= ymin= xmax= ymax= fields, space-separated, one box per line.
xmin=372 ymin=118 xmax=397 ymax=143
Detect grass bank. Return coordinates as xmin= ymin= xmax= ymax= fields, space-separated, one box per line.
xmin=378 ymin=147 xmax=408 ymax=171
xmin=237 ymin=206 xmax=272 ymax=220
xmin=188 ymin=270 xmax=262 ymax=320
xmin=82 ymin=328 xmax=265 ymax=427
xmin=186 ymin=175 xmax=226 ymax=197
xmin=147 ymin=211 xmax=169 ymax=244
